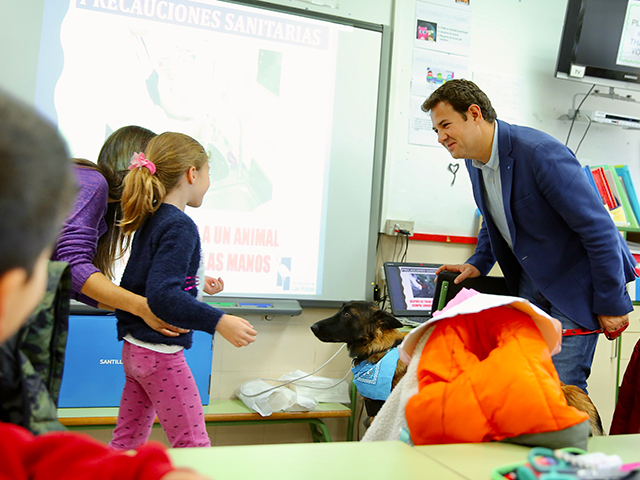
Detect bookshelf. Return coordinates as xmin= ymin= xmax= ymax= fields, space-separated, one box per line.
xmin=585 ymin=165 xmax=640 ymax=229
xmin=617 ymin=225 xmax=640 ymax=236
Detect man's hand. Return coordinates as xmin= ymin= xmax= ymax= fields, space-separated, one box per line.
xmin=598 ymin=314 xmax=629 ymax=340
xmin=435 ymin=263 xmax=481 ymax=283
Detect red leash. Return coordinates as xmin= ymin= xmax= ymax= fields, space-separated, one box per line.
xmin=562 ymin=328 xmax=602 ymax=336
xmin=563 ymin=323 xmax=628 ymax=340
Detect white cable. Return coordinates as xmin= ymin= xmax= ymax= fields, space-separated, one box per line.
xmin=282 ymin=368 xmax=352 ymax=389
xmin=237 ymin=343 xmax=349 ymax=398
xmin=258 ymin=368 xmax=352 ymax=392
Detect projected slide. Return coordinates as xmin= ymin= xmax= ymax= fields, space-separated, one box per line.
xmin=36 ymin=0 xmax=348 ymax=297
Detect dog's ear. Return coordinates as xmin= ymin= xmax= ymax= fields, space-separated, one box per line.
xmin=374 ymin=310 xmax=404 ymax=330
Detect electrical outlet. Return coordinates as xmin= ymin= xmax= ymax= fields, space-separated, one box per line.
xmin=384 ymin=219 xmax=414 ymax=236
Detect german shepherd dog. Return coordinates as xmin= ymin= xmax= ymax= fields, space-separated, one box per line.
xmin=311 ymin=301 xmax=604 ymax=436
xmin=310 ymin=301 xmax=407 ymax=419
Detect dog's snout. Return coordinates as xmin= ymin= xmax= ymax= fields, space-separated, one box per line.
xmin=310 ymin=323 xmax=319 ymax=334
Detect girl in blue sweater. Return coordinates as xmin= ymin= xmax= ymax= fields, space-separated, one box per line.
xmin=109 ymin=132 xmax=257 ymax=450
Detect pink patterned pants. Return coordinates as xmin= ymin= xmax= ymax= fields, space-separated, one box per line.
xmin=109 ymin=341 xmax=211 ymax=450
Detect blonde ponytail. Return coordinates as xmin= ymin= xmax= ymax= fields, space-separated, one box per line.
xmin=119 ymin=132 xmax=208 ymax=234
xmin=120 ymin=167 xmax=165 ymax=234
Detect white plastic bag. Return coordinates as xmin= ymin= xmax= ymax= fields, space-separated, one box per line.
xmin=278 ymin=370 xmax=350 ymax=403
xmin=236 ymin=379 xmax=317 ymax=417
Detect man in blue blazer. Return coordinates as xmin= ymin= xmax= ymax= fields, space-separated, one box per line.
xmin=422 ymin=79 xmax=635 ymax=392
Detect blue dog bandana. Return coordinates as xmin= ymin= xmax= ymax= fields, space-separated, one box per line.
xmin=351 ymin=347 xmax=400 ymax=401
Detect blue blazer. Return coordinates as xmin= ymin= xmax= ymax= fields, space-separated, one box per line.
xmin=466 ymin=120 xmax=635 ymax=330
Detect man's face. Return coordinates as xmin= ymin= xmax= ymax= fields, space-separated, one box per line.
xmin=0 ymin=250 xmax=50 ymax=343
xmin=430 ymin=101 xmax=482 ymax=160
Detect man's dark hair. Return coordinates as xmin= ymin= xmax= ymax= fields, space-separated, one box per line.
xmin=0 ymin=92 xmax=76 ymax=276
xmin=422 ymin=79 xmax=497 ymax=122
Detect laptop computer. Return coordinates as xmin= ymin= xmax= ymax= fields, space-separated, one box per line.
xmin=384 ymin=262 xmax=512 ymax=326
xmin=384 ymin=262 xmax=441 ymax=326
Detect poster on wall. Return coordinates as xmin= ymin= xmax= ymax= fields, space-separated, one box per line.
xmin=410 ymin=0 xmax=471 ymax=146
xmin=411 ymin=49 xmax=469 ymax=97
xmin=414 ymin=0 xmax=471 ymax=57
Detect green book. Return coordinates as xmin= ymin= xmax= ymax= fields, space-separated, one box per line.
xmin=616 ymin=165 xmax=640 ymax=226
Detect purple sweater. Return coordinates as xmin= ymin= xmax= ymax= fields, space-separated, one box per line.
xmin=51 ymin=166 xmax=108 ymax=307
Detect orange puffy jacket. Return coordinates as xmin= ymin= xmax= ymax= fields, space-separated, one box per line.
xmin=405 ymin=306 xmax=588 ymax=445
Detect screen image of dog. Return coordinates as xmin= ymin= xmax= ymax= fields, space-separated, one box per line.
xmin=311 ymin=301 xmax=604 ymax=436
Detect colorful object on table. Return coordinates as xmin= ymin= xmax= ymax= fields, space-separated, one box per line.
xmin=491 ymin=447 xmax=640 ymax=479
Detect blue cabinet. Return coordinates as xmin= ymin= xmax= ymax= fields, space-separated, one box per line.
xmin=58 ymin=314 xmax=213 ymax=408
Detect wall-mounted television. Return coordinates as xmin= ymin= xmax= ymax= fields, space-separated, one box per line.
xmin=555 ymin=0 xmax=640 ymax=92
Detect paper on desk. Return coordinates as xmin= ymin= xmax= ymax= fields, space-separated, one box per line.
xmin=236 ymin=379 xmax=317 ymax=417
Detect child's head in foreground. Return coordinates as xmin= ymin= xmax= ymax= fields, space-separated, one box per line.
xmin=0 ymin=92 xmax=76 ymax=342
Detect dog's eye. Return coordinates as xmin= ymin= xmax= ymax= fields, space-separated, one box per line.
xmin=343 ymin=311 xmax=350 ymax=318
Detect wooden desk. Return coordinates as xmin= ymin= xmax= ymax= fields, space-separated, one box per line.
xmin=169 ymin=441 xmax=466 ymax=479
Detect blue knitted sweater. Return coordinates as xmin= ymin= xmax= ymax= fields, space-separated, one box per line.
xmin=115 ymin=203 xmax=223 ymax=348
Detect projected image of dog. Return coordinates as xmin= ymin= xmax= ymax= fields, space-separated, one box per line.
xmin=310 ymin=301 xmax=407 ymax=420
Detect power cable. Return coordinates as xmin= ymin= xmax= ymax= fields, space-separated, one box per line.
xmin=565 ymin=84 xmax=595 ymax=146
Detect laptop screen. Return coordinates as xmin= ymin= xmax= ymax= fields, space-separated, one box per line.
xmin=384 ymin=262 xmax=441 ymax=317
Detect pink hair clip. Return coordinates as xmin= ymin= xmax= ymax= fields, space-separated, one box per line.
xmin=128 ymin=152 xmax=156 ymax=175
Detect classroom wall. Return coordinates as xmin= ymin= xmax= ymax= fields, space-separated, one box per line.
xmin=382 ymin=0 xmax=640 ymax=238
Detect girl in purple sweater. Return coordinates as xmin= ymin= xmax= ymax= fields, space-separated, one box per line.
xmin=52 ymin=126 xmax=189 ymax=336
xmin=109 ymin=132 xmax=257 ymax=450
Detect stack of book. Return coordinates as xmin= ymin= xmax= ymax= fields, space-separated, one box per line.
xmin=583 ymin=164 xmax=640 ymax=301
xmin=583 ymin=164 xmax=640 ymax=229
